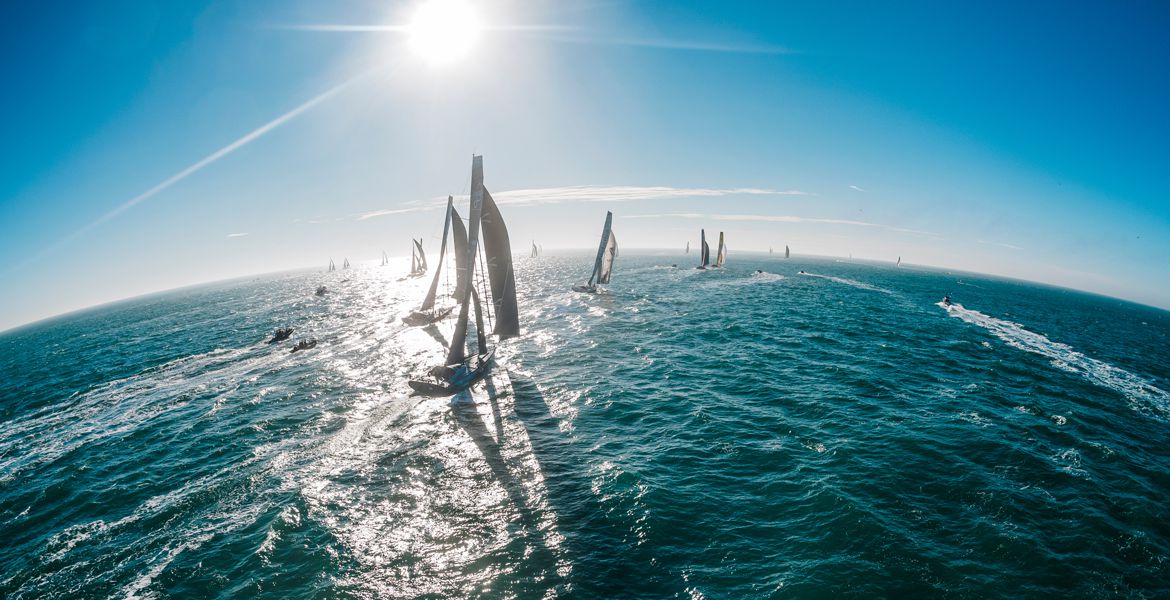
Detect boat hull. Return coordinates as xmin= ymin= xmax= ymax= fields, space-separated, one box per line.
xmin=408 ymin=350 xmax=495 ymax=397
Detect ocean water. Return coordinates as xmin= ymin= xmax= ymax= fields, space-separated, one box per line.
xmin=2 ymin=254 xmax=1170 ymax=598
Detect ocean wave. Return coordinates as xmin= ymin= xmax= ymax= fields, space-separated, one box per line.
xmin=941 ymin=302 xmax=1170 ymax=416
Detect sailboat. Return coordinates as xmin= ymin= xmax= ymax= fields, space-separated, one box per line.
xmin=770 ymin=246 xmax=774 ymax=254
xmin=328 ymin=258 xmax=336 ymax=272
xmin=343 ymin=257 xmax=350 ymax=269
xmin=713 ymin=232 xmax=727 ymax=268
xmin=531 ymin=241 xmax=539 ymax=258
xmin=408 ymin=155 xmax=519 ymax=397
xmin=896 ymin=256 xmax=902 ymax=267
xmin=785 ymin=245 xmax=790 ymax=259
xmin=695 ymin=229 xmax=710 ymax=269
xmin=381 ymin=251 xmax=388 ymax=267
xmin=404 ymin=197 xmax=461 ymax=326
xmin=686 ymin=241 xmax=690 ymax=254
xmin=408 ymin=239 xmax=429 ymax=278
xmin=572 ymin=211 xmax=617 ymax=293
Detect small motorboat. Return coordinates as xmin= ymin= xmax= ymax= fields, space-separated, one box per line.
xmin=290 ymin=339 xmax=317 ymax=353
xmin=268 ymin=327 xmax=293 ymax=344
xmin=315 ymin=286 xmax=327 ymax=296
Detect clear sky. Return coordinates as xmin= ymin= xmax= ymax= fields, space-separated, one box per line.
xmin=2 ymin=0 xmax=1169 ymax=331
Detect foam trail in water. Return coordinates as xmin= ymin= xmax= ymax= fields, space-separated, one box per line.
xmin=799 ymin=272 xmax=892 ymax=294
xmin=940 ymin=302 xmax=1170 ymax=416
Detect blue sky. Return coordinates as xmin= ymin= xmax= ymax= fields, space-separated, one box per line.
xmin=2 ymin=0 xmax=1169 ymax=330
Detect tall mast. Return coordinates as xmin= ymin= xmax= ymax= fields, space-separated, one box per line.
xmin=447 ymin=156 xmax=485 ymax=366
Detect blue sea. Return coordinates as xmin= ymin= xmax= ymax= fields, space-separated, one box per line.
xmin=2 ymin=254 xmax=1170 ymax=598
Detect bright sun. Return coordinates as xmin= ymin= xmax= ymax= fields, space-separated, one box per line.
xmin=406 ymin=0 xmax=483 ymax=65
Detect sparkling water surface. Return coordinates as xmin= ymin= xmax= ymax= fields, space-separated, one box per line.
xmin=2 ymin=254 xmax=1169 ymax=598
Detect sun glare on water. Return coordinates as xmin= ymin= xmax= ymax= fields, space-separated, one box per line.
xmin=406 ymin=0 xmax=483 ymax=65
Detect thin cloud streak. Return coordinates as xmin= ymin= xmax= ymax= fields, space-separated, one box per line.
xmin=622 ymin=212 xmax=941 ymax=238
xmin=12 ymin=70 xmax=375 ymax=275
xmin=849 ymin=185 xmax=866 ymax=192
xmin=226 ymin=232 xmax=249 ymax=238
xmin=539 ymin=32 xmax=794 ymax=54
xmin=355 ymin=185 xmax=805 ymax=220
xmin=491 ymin=185 xmax=804 ymax=206
xmin=274 ymin=24 xmax=572 ymax=33
xmin=978 ymin=239 xmax=1023 ymax=250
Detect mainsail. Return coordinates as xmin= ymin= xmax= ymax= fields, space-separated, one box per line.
xmin=785 ymin=245 xmax=790 ymax=259
xmin=714 ymin=232 xmax=726 ymax=268
xmin=343 ymin=257 xmax=350 ymax=269
xmin=699 ymin=229 xmax=710 ymax=268
xmin=686 ymin=241 xmax=690 ymax=254
xmin=586 ymin=211 xmax=617 ymax=287
xmin=531 ymin=241 xmax=538 ymax=258
xmin=451 ymin=206 xmax=468 ymax=300
xmin=896 ymin=256 xmax=902 ymax=267
xmin=420 ymin=197 xmax=454 ymax=311
xmin=481 ymin=188 xmax=520 ymax=340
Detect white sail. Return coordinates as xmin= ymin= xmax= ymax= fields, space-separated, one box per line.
xmin=597 ymin=231 xmax=617 ymax=284
xmin=587 ymin=212 xmax=616 ymax=287
xmin=714 ymin=232 xmax=726 ymax=268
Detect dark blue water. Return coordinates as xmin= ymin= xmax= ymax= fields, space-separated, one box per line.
xmin=2 ymin=254 xmax=1169 ymax=598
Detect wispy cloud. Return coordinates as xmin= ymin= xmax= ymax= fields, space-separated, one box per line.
xmin=622 ymin=212 xmax=941 ymax=238
xmin=491 ymin=185 xmax=803 ymax=206
xmin=353 ymin=186 xmax=806 ymax=220
xmin=356 ymin=207 xmax=431 ymax=221
xmin=849 ymin=185 xmax=866 ymax=192
xmin=978 ymin=239 xmax=1023 ymax=250
xmin=226 ymin=232 xmax=249 ymax=238
xmin=536 ymin=32 xmax=794 ymax=55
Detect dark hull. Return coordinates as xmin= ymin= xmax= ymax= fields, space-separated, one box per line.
xmin=408 ymin=350 xmax=495 ymax=397
xmin=401 ymin=306 xmax=454 ymax=326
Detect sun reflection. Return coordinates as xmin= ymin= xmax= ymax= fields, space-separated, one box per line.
xmin=406 ymin=0 xmax=483 ymax=65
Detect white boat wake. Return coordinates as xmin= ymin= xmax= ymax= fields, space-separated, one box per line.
xmin=940 ymin=302 xmax=1170 ymax=416
xmin=799 ymin=272 xmax=892 ymax=294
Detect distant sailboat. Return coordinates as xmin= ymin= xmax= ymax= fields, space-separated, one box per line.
xmin=714 ymin=232 xmax=727 ymax=268
xmin=328 ymin=258 xmax=336 ymax=272
xmin=573 ymin=211 xmax=617 ymax=293
xmin=343 ymin=257 xmax=350 ymax=269
xmin=531 ymin=241 xmax=539 ymax=258
xmin=407 ymin=239 xmax=428 ymax=278
xmin=404 ymin=197 xmax=459 ymax=326
xmin=896 ymin=256 xmax=902 ymax=267
xmin=770 ymin=246 xmax=773 ymax=254
xmin=785 ymin=245 xmax=790 ymax=259
xmin=381 ymin=251 xmax=388 ymax=267
xmin=409 ymin=155 xmax=519 ymax=396
xmin=686 ymin=241 xmax=690 ymax=254
xmin=696 ymin=229 xmax=710 ymax=269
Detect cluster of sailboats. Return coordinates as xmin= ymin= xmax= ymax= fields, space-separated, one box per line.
xmin=397 ymin=156 xmax=520 ymax=396
xmin=318 ymin=154 xmax=887 ymax=396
